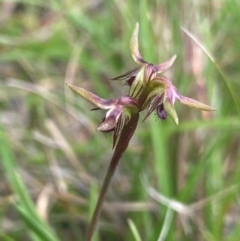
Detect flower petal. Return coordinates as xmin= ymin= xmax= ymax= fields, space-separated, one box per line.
xmin=97 ymin=116 xmax=115 ymax=132
xmin=130 ymin=23 xmax=148 ymax=65
xmin=128 ymin=67 xmax=145 ymax=99
xmin=178 ymin=95 xmax=216 ymax=111
xmin=156 ymin=55 xmax=177 ymax=74
xmin=156 ymin=104 xmax=168 ymax=120
xmin=143 ymin=94 xmax=163 ymax=121
xmin=111 ymin=67 xmax=141 ymax=84
xmin=113 ymin=114 xmax=128 ymax=148
xmin=97 ymin=105 xmax=123 ymax=132
xmin=164 ymin=100 xmax=179 ymax=125
xmin=141 ymin=77 xmax=167 ymax=110
xmin=143 ymin=64 xmax=158 ymax=83
xmin=66 ymin=83 xmax=117 ymax=109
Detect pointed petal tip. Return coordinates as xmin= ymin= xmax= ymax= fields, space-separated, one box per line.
xmin=96 ymin=126 xmax=102 ymax=131
xmin=171 ymin=54 xmax=177 ymax=63
xmin=208 ymin=107 xmax=217 ymax=111
xmin=66 ymin=83 xmax=77 ymax=89
xmin=130 ymin=22 xmax=147 ymax=65
xmin=169 ymin=54 xmax=177 ymax=63
xmin=163 ymin=101 xmax=179 ymax=125
xmin=135 ymin=22 xmax=139 ymax=29
xmin=156 ymin=54 xmax=177 ymax=74
xmin=96 ymin=124 xmax=114 ymax=132
xmin=175 ymin=118 xmax=179 ymax=125
xmin=178 ymin=96 xmax=216 ymax=111
xmin=66 ymin=82 xmax=73 ymax=88
xmin=171 ymin=114 xmax=179 ymax=125
xmin=65 ymin=83 xmax=82 ymax=93
xmin=65 ymin=83 xmax=84 ymax=95
xmin=66 ymin=83 xmax=114 ymax=109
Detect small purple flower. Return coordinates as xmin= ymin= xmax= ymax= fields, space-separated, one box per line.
xmin=111 ymin=23 xmax=215 ymax=125
xmin=67 ymin=22 xmax=215 ymax=141
xmin=66 ymin=84 xmax=139 ymax=147
xmin=66 ymin=23 xmax=216 ymax=241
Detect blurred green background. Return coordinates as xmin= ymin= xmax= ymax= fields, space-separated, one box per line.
xmin=0 ymin=0 xmax=240 ymax=240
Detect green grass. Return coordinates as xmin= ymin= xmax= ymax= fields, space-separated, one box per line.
xmin=1 ymin=0 xmax=240 ymax=240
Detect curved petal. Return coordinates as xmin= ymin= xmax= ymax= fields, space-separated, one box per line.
xmin=97 ymin=116 xmax=115 ymax=132
xmin=156 ymin=55 xmax=177 ymax=74
xmin=177 ymin=95 xmax=216 ymax=111
xmin=66 ymin=83 xmax=117 ymax=109
xmin=128 ymin=67 xmax=145 ymax=98
xmin=163 ymin=100 xmax=179 ymax=125
xmin=117 ymin=96 xmax=139 ymax=110
xmin=97 ymin=105 xmax=123 ymax=132
xmin=130 ymin=23 xmax=148 ymax=65
xmin=150 ymin=76 xmax=172 ymax=87
xmin=111 ymin=67 xmax=141 ymax=84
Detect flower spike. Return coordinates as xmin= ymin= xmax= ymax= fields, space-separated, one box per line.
xmin=67 ymin=22 xmax=216 ymax=241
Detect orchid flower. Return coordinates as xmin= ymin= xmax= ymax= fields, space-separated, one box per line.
xmin=113 ymin=23 xmax=215 ymax=124
xmin=66 ymin=22 xmax=215 ymax=241
xmin=66 ymin=84 xmax=139 ymax=148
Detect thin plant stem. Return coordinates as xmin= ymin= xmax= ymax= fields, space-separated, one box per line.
xmin=85 ymin=114 xmax=139 ymax=241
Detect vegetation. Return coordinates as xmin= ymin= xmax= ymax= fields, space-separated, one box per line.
xmin=0 ymin=0 xmax=240 ymax=241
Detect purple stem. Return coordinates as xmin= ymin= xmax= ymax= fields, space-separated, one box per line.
xmin=85 ymin=114 xmax=139 ymax=241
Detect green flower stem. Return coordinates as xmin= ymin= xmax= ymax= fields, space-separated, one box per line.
xmin=85 ymin=114 xmax=139 ymax=241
